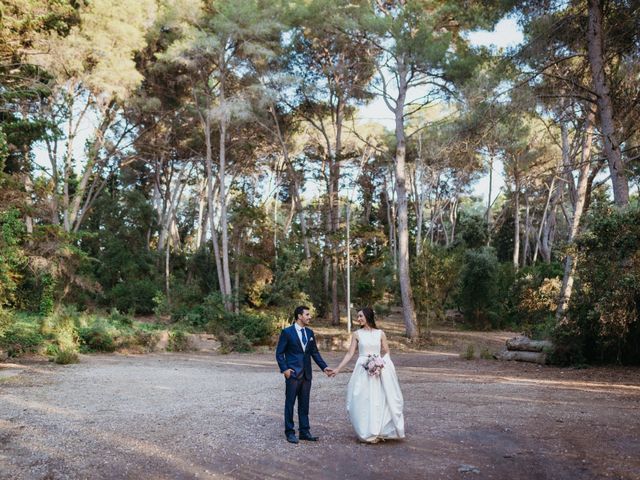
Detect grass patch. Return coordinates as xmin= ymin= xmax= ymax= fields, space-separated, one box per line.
xmin=479 ymin=347 xmax=493 ymax=360
xmin=461 ymin=344 xmax=475 ymax=360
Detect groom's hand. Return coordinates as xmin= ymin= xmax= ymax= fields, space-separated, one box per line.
xmin=283 ymin=369 xmax=294 ymax=379
xmin=323 ymin=368 xmax=334 ymax=377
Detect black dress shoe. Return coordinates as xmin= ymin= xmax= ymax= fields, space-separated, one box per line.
xmin=299 ymin=433 xmax=318 ymax=441
xmin=286 ymin=433 xmax=299 ymax=444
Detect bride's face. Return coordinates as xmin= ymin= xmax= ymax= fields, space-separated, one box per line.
xmin=357 ymin=311 xmax=366 ymax=326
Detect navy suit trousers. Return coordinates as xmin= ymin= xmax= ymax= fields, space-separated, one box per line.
xmin=284 ymin=374 xmax=312 ymax=435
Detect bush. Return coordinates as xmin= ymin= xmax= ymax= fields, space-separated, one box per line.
xmin=556 ymin=206 xmax=640 ymax=365
xmin=108 ymin=279 xmax=159 ymax=315
xmin=461 ymin=344 xmax=475 ymax=360
xmin=0 ymin=319 xmax=45 ymax=356
xmin=457 ymin=247 xmax=499 ymax=328
xmin=412 ymin=245 xmax=463 ymax=331
xmin=0 ymin=307 xmax=14 ymax=338
xmin=222 ymin=311 xmax=276 ymax=345
xmin=41 ymin=306 xmax=81 ymax=353
xmin=78 ymin=323 xmax=116 ymax=352
xmin=54 ymin=349 xmax=79 ymax=365
xmin=167 ymin=329 xmax=189 ymax=352
xmin=109 ymin=309 xmax=133 ymax=327
xmin=203 ymin=310 xmax=277 ymax=352
xmin=218 ymin=330 xmax=253 ymax=353
xmin=132 ymin=329 xmax=160 ymax=351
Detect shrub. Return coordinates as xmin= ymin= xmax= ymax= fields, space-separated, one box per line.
xmin=480 ymin=347 xmax=493 ymax=360
xmin=41 ymin=306 xmax=80 ymax=352
xmin=218 ymin=331 xmax=253 ymax=353
xmin=412 ymin=245 xmax=463 ymax=331
xmin=109 ymin=309 xmax=133 ymax=327
xmin=0 ymin=307 xmax=14 ymax=338
xmin=54 ymin=349 xmax=79 ymax=364
xmin=132 ymin=330 xmax=160 ymax=351
xmin=0 ymin=320 xmax=45 ymax=357
xmin=108 ymin=279 xmax=159 ymax=315
xmin=153 ymin=291 xmax=170 ymax=317
xmin=461 ymin=344 xmax=475 ymax=360
xmin=167 ymin=330 xmax=189 ymax=352
xmin=457 ymin=247 xmax=499 ymax=328
xmin=222 ymin=311 xmax=276 ymax=345
xmin=555 ymin=206 xmax=640 ymax=365
xmin=78 ymin=324 xmax=116 ymax=352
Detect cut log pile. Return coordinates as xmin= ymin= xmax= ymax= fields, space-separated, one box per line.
xmin=494 ymin=335 xmax=553 ymax=364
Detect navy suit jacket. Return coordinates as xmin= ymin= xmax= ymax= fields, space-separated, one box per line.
xmin=276 ymin=324 xmax=328 ymax=380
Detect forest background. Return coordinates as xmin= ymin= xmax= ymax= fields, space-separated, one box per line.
xmin=1 ymin=0 xmax=639 ymax=366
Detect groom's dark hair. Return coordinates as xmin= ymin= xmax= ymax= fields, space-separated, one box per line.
xmin=293 ymin=305 xmax=309 ymax=322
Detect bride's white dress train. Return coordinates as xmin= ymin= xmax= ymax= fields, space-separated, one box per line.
xmin=346 ymin=329 xmax=405 ymax=442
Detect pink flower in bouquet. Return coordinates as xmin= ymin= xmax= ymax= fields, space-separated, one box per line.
xmin=363 ymin=353 xmax=385 ymax=377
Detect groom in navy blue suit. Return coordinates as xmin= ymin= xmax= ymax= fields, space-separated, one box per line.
xmin=276 ymin=305 xmax=332 ymax=443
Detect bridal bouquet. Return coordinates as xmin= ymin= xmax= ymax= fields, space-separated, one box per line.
xmin=363 ymin=354 xmax=385 ymax=377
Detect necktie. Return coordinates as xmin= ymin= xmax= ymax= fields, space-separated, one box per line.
xmin=301 ymin=328 xmax=308 ymax=347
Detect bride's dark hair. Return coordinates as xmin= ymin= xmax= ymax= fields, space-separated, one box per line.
xmin=359 ymin=307 xmax=378 ymax=329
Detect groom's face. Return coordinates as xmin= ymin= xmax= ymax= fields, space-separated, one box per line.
xmin=298 ymin=309 xmax=311 ymax=326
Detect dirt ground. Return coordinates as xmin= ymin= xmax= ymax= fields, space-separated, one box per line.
xmin=1 ymin=343 xmax=639 ymax=480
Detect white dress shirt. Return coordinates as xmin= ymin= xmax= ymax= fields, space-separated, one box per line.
xmin=294 ymin=323 xmax=308 ymax=351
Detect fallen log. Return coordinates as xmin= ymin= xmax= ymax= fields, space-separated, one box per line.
xmin=506 ymin=335 xmax=553 ymax=352
xmin=494 ymin=349 xmax=546 ymax=364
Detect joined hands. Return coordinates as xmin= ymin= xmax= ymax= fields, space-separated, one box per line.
xmin=325 ymin=368 xmax=338 ymax=378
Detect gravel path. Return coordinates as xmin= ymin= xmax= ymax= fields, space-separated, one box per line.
xmin=1 ymin=351 xmax=639 ymax=479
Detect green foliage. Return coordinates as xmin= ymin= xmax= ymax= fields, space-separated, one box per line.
xmin=78 ymin=323 xmax=116 ymax=352
xmin=457 ymin=247 xmax=499 ymax=328
xmin=39 ymin=274 xmax=56 ymax=316
xmin=0 ymin=307 xmax=14 ymax=338
xmin=412 ymin=244 xmax=463 ymax=331
xmin=461 ymin=344 xmax=475 ymax=360
xmin=208 ymin=311 xmax=277 ymax=347
xmin=167 ymin=329 xmax=189 ymax=352
xmin=0 ymin=208 xmax=27 ymax=307
xmin=41 ymin=306 xmax=81 ymax=353
xmin=456 ymin=212 xmax=488 ymax=249
xmin=479 ymin=347 xmax=492 ymax=360
xmin=217 ymin=330 xmax=253 ymax=354
xmin=54 ymin=349 xmax=79 ymax=365
xmin=263 ymin=246 xmax=313 ymax=311
xmin=108 ymin=279 xmax=158 ymax=315
xmin=554 ymin=207 xmax=640 ymax=365
xmin=0 ymin=314 xmax=46 ymax=357
xmin=153 ymin=291 xmax=170 ymax=317
xmin=510 ymin=262 xmax=563 ymax=337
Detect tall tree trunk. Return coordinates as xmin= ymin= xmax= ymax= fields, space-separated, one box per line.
xmin=330 ymin=100 xmax=344 ymax=326
xmin=486 ymin=151 xmax=493 ymax=243
xmin=218 ymin=72 xmax=233 ymax=311
xmin=234 ymin=234 xmax=242 ymax=313
xmin=534 ymin=176 xmax=555 ymax=263
xmin=393 ymin=58 xmax=418 ymax=339
xmin=202 ymin=113 xmax=225 ymax=299
xmin=523 ymin=191 xmax=531 ymax=267
xmin=269 ymin=105 xmax=311 ymax=260
xmin=450 ymin=196 xmax=458 ymax=245
xmin=383 ymin=175 xmax=396 ymax=273
xmin=587 ymin=0 xmax=629 ymax=206
xmin=556 ymin=111 xmax=595 ymax=321
xmin=195 ymin=177 xmax=208 ymax=250
xmin=512 ymin=169 xmax=520 ymax=271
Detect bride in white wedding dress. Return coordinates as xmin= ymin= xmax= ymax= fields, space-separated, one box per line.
xmin=331 ymin=308 xmax=405 ymax=443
